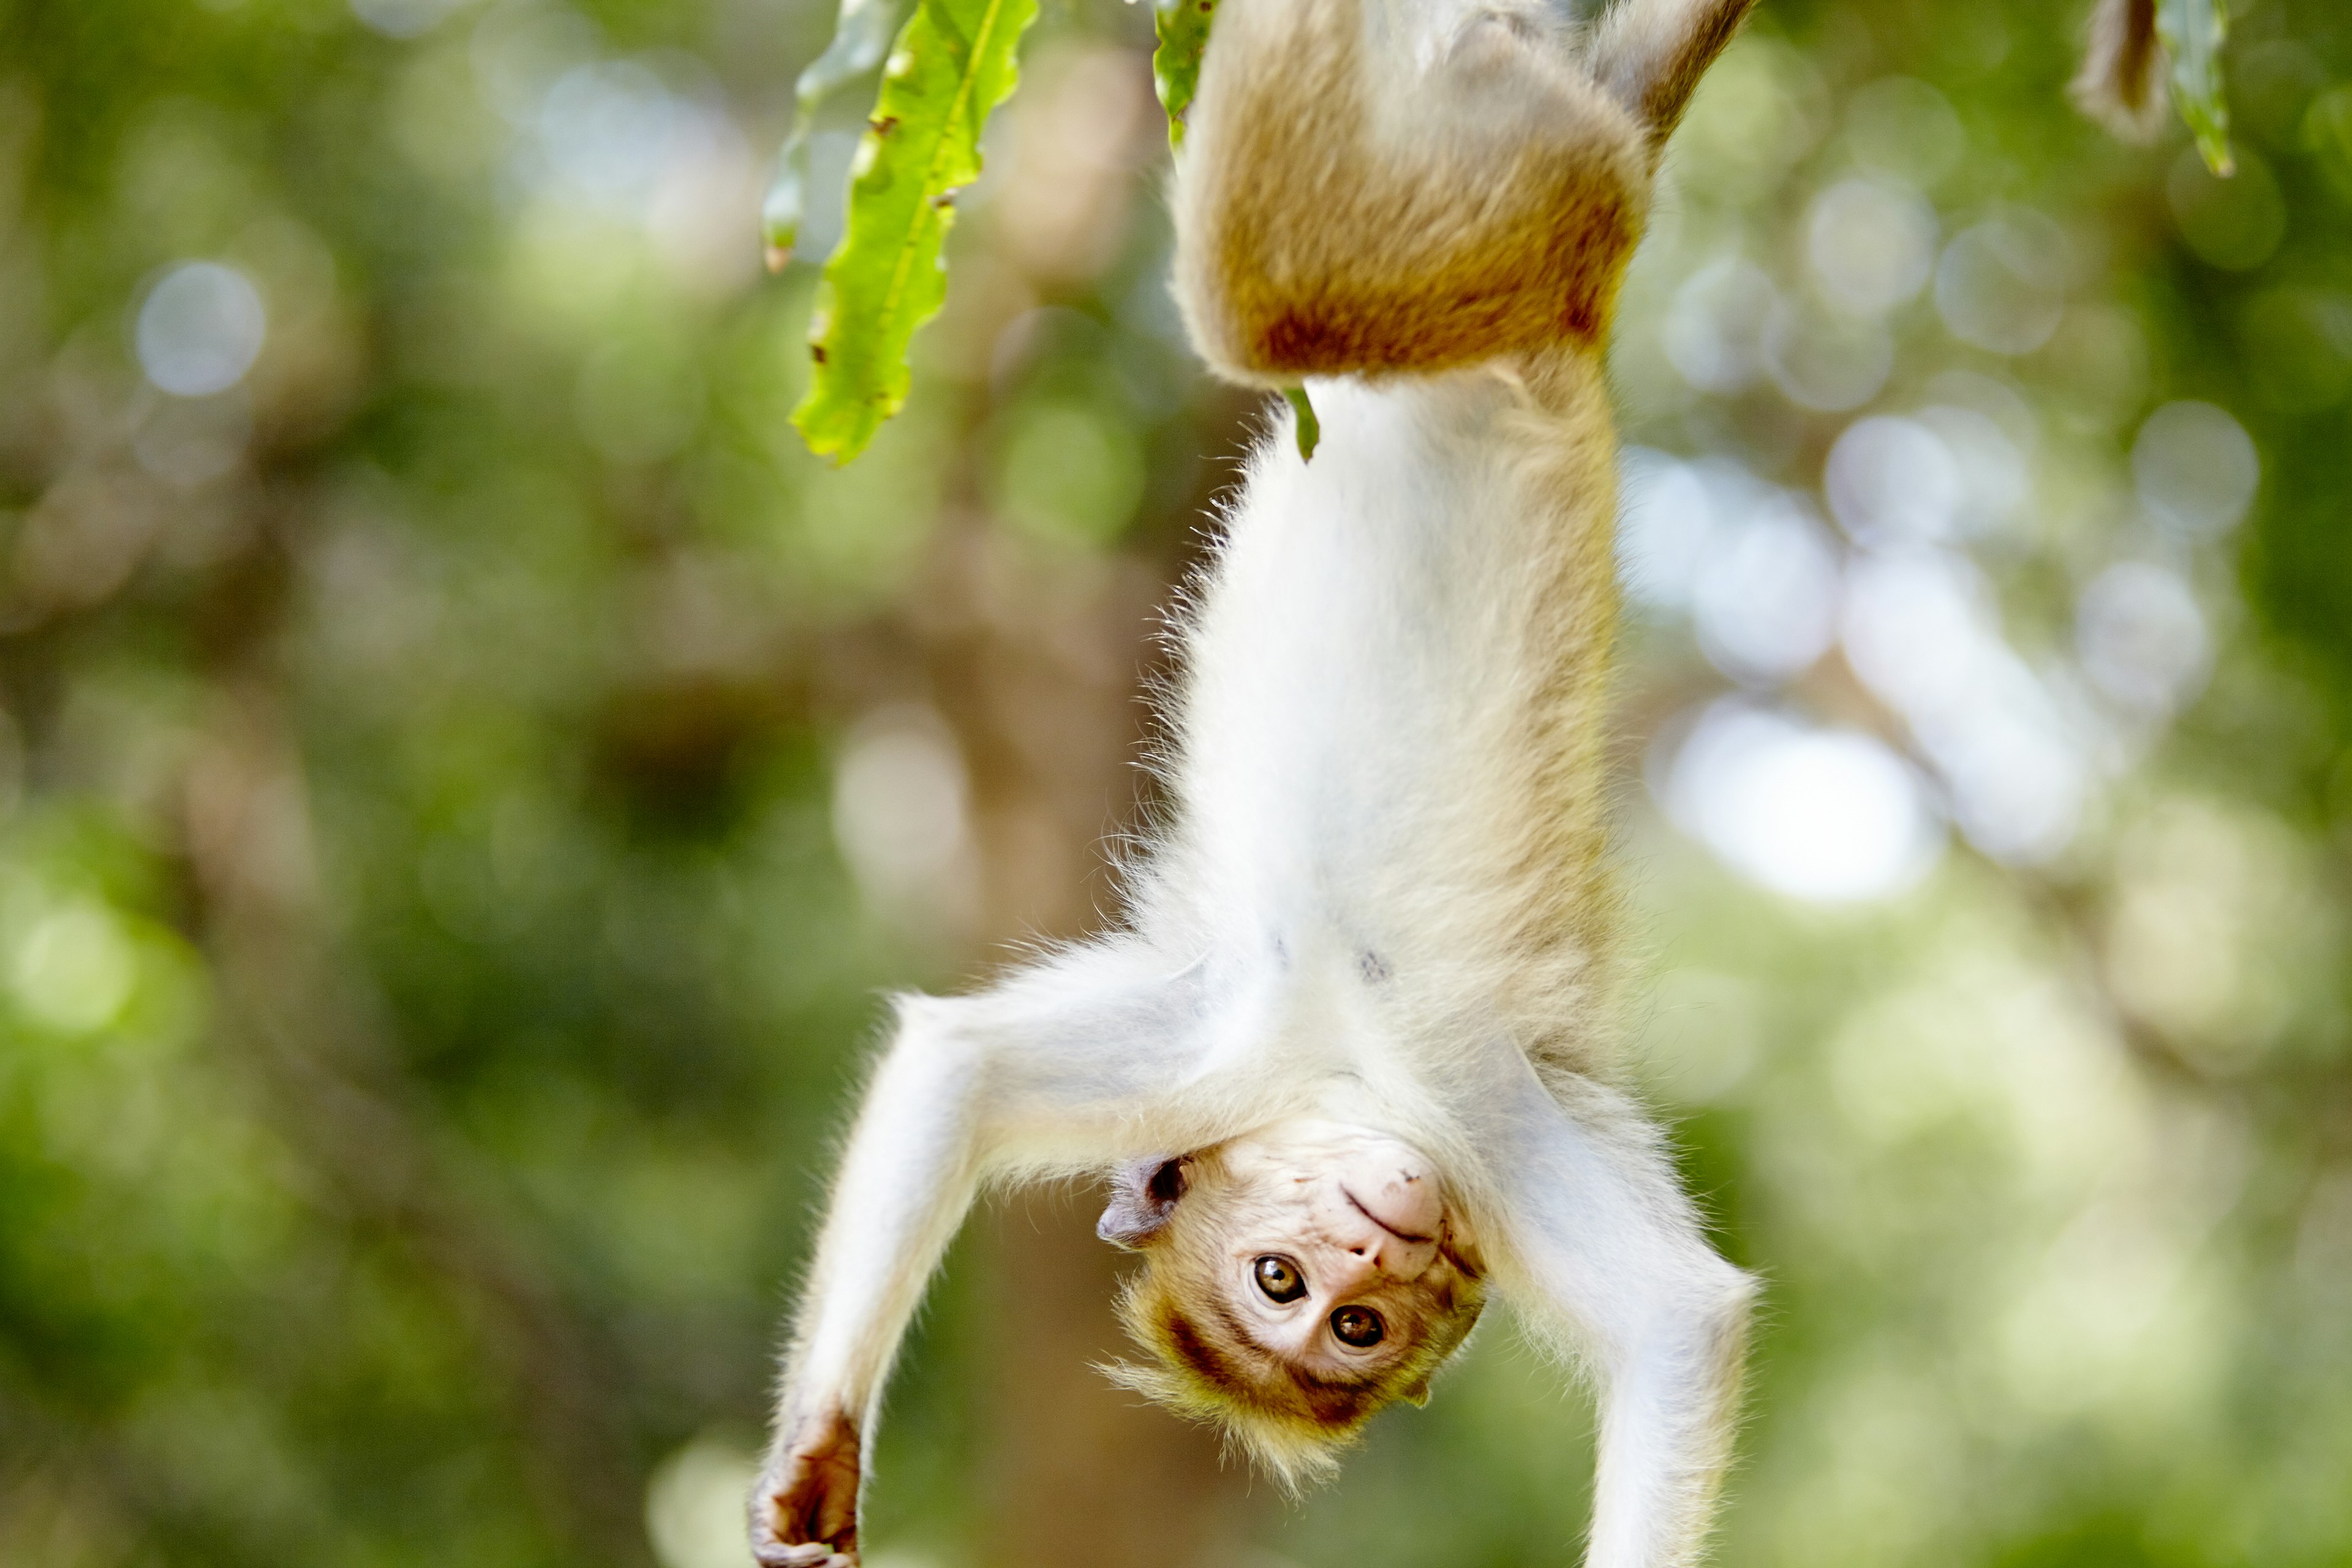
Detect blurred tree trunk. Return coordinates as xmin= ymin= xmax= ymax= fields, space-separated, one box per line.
xmin=914 ymin=518 xmax=1258 ymax=1568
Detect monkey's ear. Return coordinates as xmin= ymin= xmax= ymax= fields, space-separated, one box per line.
xmin=1096 ymin=1156 xmax=1190 ymax=1250
xmin=1399 ymin=1377 xmax=1433 ymax=1409
xmin=1589 ymin=0 xmax=1758 ymax=147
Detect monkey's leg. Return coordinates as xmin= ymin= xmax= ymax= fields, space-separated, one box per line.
xmin=1588 ymin=0 xmax=1762 ymax=146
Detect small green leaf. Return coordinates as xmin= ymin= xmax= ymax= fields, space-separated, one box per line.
xmin=2157 ymin=0 xmax=2233 ymax=176
xmin=1284 ymin=386 xmax=1319 ymax=461
xmin=1153 ymin=0 xmax=1217 ymax=149
xmin=791 ymin=0 xmax=1042 ymax=462
xmin=763 ymin=0 xmax=910 ymax=269
xmin=1155 ymin=0 xmax=1302 ymax=456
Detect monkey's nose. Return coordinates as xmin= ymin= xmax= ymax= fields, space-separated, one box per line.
xmin=1338 ymin=1186 xmax=1442 ymax=1280
xmin=1355 ymin=1229 xmax=1439 ymax=1284
xmin=1349 ymin=1171 xmax=1443 ymax=1242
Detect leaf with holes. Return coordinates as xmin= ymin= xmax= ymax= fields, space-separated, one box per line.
xmin=790 ymin=0 xmax=1041 ymax=462
xmin=762 ymin=0 xmax=910 ymax=271
xmin=2157 ymin=0 xmax=2233 ymax=176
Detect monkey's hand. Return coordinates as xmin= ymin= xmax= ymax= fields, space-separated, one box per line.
xmin=750 ymin=1404 xmax=861 ymax=1568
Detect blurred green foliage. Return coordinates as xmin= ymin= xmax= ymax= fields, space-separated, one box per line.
xmin=0 ymin=1 xmax=2348 ymax=1567
xmin=2162 ymin=0 xmax=2237 ymax=175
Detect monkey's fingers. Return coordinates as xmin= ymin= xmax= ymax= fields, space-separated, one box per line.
xmin=752 ymin=1540 xmax=854 ymax=1568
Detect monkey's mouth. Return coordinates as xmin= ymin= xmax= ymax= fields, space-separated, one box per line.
xmin=1342 ymin=1187 xmax=1436 ymax=1244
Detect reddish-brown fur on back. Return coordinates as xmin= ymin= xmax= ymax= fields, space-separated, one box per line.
xmin=1173 ymin=0 xmax=1653 ymax=385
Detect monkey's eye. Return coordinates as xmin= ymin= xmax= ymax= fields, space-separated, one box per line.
xmin=1330 ymin=1305 xmax=1384 ymax=1348
xmin=1253 ymin=1256 xmax=1306 ymax=1303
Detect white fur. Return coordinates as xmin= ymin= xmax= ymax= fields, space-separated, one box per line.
xmin=764 ymin=0 xmax=1761 ymax=1560
xmin=769 ymin=376 xmax=1753 ymax=1567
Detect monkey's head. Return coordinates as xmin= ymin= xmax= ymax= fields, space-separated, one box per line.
xmin=1096 ymin=1120 xmax=1487 ymax=1488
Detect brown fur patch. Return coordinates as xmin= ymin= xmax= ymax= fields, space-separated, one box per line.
xmin=1173 ymin=0 xmax=1653 ymax=385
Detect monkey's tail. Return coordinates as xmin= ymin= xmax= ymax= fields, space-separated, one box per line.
xmin=2071 ymin=0 xmax=2168 ymax=143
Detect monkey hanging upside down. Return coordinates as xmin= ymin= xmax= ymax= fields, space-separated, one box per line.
xmin=753 ymin=0 xmax=1761 ymax=1562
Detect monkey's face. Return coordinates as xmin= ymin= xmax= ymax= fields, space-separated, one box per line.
xmin=1188 ymin=1124 xmax=1471 ymax=1379
xmin=1099 ymin=1121 xmax=1486 ymax=1470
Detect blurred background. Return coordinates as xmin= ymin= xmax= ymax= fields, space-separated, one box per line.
xmin=2 ymin=0 xmax=2350 ymax=1564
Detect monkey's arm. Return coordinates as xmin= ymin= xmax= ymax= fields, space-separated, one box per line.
xmin=753 ymin=943 xmax=1216 ymax=1567
xmin=1462 ymin=1055 xmax=1755 ymax=1568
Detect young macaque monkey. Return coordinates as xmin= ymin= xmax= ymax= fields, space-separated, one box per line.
xmin=753 ymin=0 xmax=1760 ymax=1563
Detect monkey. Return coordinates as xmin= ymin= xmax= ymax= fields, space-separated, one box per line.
xmin=750 ymin=0 xmax=1761 ymax=1563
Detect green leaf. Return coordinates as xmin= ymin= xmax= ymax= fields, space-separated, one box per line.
xmin=2157 ymin=0 xmax=2233 ymax=176
xmin=1147 ymin=0 xmax=1310 ymax=456
xmin=1283 ymin=386 xmax=1319 ymax=461
xmin=1152 ymin=0 xmax=1217 ymax=148
xmin=763 ymin=0 xmax=910 ymax=269
xmin=790 ymin=0 xmax=1042 ymax=462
